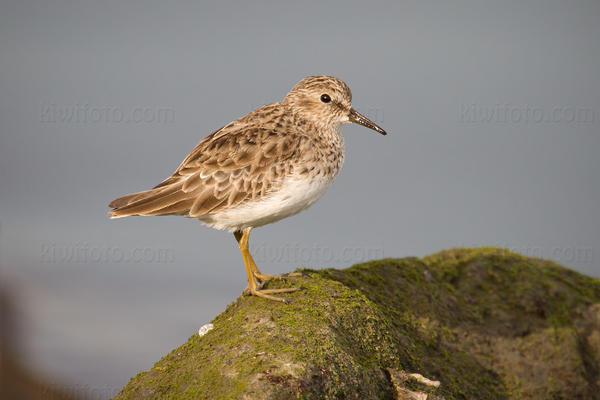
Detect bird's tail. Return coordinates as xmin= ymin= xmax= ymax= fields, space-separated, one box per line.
xmin=108 ymin=184 xmax=193 ymax=218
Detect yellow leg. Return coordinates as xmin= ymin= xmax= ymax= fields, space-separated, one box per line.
xmin=234 ymin=228 xmax=300 ymax=303
xmin=233 ymin=230 xmax=302 ymax=286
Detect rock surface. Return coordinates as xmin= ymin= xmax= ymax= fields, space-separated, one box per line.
xmin=113 ymin=248 xmax=600 ymax=399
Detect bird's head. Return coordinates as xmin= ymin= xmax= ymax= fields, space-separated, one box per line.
xmin=283 ymin=75 xmax=387 ymax=135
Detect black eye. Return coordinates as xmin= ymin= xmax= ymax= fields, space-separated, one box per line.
xmin=320 ymin=94 xmax=331 ymax=103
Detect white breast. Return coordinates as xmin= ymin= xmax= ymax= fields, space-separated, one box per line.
xmin=198 ymin=174 xmax=336 ymax=232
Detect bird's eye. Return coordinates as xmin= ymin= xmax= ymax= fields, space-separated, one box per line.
xmin=320 ymin=94 xmax=331 ymax=103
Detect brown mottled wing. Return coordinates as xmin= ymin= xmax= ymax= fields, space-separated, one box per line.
xmin=108 ymin=114 xmax=302 ymax=219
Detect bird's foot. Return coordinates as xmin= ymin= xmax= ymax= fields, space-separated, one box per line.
xmin=251 ymin=287 xmax=301 ymax=303
xmin=254 ymin=271 xmax=305 ymax=286
xmin=242 ymin=286 xmax=302 ymax=303
xmin=243 ymin=272 xmax=304 ymax=302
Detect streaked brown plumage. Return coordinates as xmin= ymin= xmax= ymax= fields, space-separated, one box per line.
xmin=109 ymin=75 xmax=386 ymax=302
xmin=110 ymin=104 xmax=317 ymax=222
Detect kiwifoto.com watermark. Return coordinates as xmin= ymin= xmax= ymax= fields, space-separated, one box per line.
xmin=40 ymin=243 xmax=175 ymax=264
xmin=460 ymin=103 xmax=598 ymax=125
xmin=250 ymin=242 xmax=385 ymax=265
xmin=494 ymin=245 xmax=594 ymax=264
xmin=40 ymin=103 xmax=175 ymax=124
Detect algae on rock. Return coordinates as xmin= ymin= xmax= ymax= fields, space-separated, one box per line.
xmin=113 ymin=248 xmax=600 ymax=400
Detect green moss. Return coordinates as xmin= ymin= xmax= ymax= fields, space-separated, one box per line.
xmin=113 ymin=247 xmax=600 ymax=400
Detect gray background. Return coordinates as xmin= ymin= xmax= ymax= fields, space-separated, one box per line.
xmin=1 ymin=0 xmax=599 ymax=397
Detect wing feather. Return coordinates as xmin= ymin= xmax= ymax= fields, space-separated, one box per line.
xmin=109 ymin=103 xmax=306 ymax=220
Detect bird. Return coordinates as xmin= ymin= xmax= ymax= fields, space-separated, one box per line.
xmin=109 ymin=75 xmax=386 ymax=302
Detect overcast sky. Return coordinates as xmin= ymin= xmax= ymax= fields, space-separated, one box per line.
xmin=1 ymin=0 xmax=599 ymax=396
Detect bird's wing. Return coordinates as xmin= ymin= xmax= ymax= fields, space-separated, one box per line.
xmin=108 ymin=114 xmax=303 ymax=219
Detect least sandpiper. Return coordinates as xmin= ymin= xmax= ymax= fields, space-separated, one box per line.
xmin=109 ymin=76 xmax=386 ymax=302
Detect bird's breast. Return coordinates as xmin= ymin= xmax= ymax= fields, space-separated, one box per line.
xmin=198 ymin=173 xmax=336 ymax=231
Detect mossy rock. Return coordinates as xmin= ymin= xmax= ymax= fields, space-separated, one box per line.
xmin=113 ymin=247 xmax=600 ymax=399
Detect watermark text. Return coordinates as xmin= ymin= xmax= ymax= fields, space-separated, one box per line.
xmin=40 ymin=243 xmax=175 ymax=264
xmin=41 ymin=104 xmax=175 ymax=124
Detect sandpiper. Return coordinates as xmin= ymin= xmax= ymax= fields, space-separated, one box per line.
xmin=109 ymin=76 xmax=386 ymax=302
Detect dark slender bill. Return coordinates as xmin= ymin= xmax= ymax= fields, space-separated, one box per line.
xmin=348 ymin=108 xmax=387 ymax=135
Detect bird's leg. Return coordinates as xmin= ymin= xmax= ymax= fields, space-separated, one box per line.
xmin=246 ymin=251 xmax=303 ymax=285
xmin=234 ymin=228 xmax=300 ymax=303
xmin=234 ymin=229 xmax=302 ymax=287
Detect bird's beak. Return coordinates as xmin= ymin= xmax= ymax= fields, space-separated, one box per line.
xmin=348 ymin=108 xmax=387 ymax=135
